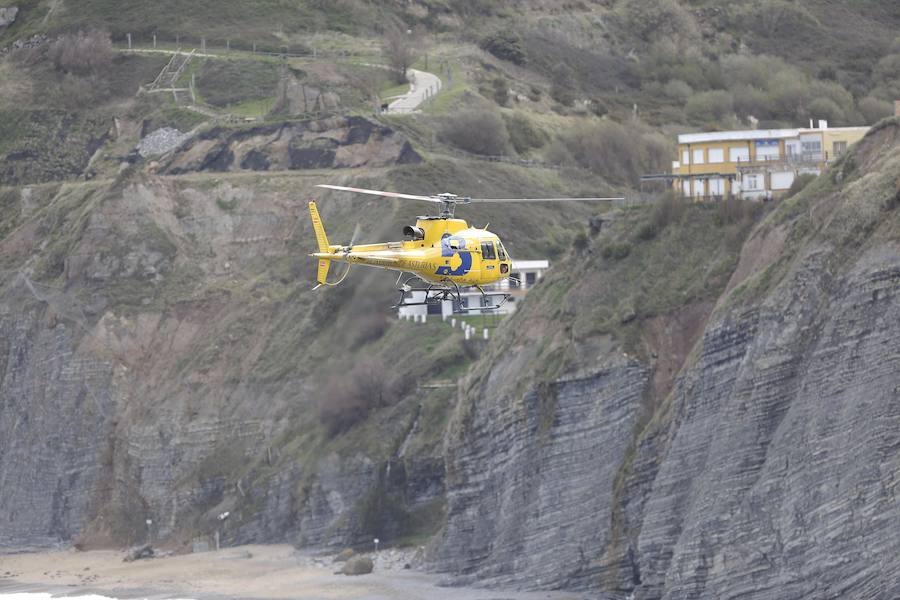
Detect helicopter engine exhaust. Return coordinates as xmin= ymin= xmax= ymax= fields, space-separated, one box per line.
xmin=403 ymin=225 xmax=425 ymax=240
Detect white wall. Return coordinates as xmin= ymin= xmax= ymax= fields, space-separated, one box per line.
xmin=771 ymin=171 xmax=795 ymax=190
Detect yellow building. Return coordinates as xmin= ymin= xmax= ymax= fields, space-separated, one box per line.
xmin=669 ymin=123 xmax=869 ymax=199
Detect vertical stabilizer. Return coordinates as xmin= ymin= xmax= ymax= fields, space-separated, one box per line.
xmin=309 ymin=201 xmax=331 ymax=286
xmin=309 ymin=201 xmax=330 ymax=252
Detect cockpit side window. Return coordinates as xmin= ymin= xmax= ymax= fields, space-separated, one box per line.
xmin=497 ymin=241 xmax=507 ymax=261
xmin=481 ymin=240 xmax=497 ymax=260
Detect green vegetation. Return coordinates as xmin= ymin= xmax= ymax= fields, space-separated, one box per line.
xmin=515 ymin=196 xmax=764 ymax=358
xmin=728 ymin=120 xmax=900 ymax=305
xmin=196 ymin=59 xmax=281 ymax=108
xmin=438 ymin=108 xmax=510 ymax=156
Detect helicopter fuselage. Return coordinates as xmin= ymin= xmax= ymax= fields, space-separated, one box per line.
xmin=311 ymin=217 xmax=512 ymax=287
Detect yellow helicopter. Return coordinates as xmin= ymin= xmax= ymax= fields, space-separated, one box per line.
xmin=309 ymin=184 xmax=621 ymax=310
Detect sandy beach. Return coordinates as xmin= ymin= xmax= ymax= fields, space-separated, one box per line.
xmin=0 ymin=544 xmax=588 ymax=600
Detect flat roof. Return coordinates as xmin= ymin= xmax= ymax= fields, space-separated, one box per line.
xmin=512 ymin=260 xmax=549 ymax=269
xmin=678 ymin=129 xmax=799 ymax=144
xmin=678 ymin=126 xmax=869 ymax=145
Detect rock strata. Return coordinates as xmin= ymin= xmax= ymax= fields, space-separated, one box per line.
xmin=430 ymin=121 xmax=900 ymax=598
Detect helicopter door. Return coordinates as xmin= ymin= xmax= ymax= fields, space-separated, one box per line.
xmin=481 ymin=240 xmax=499 ymax=278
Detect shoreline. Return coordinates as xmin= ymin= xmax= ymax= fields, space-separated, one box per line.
xmin=0 ymin=544 xmax=589 ymax=600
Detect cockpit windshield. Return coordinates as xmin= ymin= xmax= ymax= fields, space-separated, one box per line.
xmin=497 ymin=241 xmax=507 ymax=261
xmin=481 ymin=240 xmax=497 ymax=260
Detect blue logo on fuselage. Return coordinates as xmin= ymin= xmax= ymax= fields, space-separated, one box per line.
xmin=436 ymin=235 xmax=472 ymax=277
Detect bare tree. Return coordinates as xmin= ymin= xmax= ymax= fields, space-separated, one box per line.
xmin=382 ymin=22 xmax=418 ymax=84
xmin=49 ymin=29 xmax=113 ymax=76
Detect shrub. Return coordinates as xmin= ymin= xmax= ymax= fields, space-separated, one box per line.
xmin=873 ymin=54 xmax=900 ymax=87
xmin=504 ymin=112 xmax=548 ymax=154
xmin=481 ymin=30 xmax=527 ymax=65
xmin=49 ymin=30 xmax=113 ymax=76
xmin=572 ymin=229 xmax=589 ymax=254
xmin=720 ymin=53 xmax=785 ymax=90
xmin=439 ymin=109 xmax=510 ymax=156
xmin=601 ymin=242 xmax=631 ymax=260
xmin=550 ymin=62 xmax=576 ymax=107
xmin=663 ymin=79 xmax=693 ymax=102
xmin=745 ymin=0 xmax=817 ymax=38
xmin=550 ymin=83 xmax=575 ymax=107
xmin=858 ymin=97 xmax=894 ymax=124
xmin=552 ymin=120 xmax=671 ymax=185
xmin=807 ymin=97 xmax=845 ymax=125
xmin=491 ymin=76 xmax=509 ymax=106
xmin=768 ymin=70 xmax=809 ymax=118
xmin=318 ymin=358 xmax=395 ymax=436
xmin=731 ymin=84 xmax=771 ymax=120
xmin=715 ymin=196 xmax=754 ymax=226
xmin=589 ymin=98 xmax=609 ymax=118
xmin=783 ymin=173 xmax=817 ymax=199
xmin=619 ymin=0 xmax=698 ymax=42
xmin=639 ymin=192 xmax=687 ymax=240
xmin=351 ymin=313 xmax=389 ymax=345
xmin=685 ymin=90 xmax=734 ymax=124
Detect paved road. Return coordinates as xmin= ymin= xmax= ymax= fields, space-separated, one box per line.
xmin=387 ymin=68 xmax=442 ymax=113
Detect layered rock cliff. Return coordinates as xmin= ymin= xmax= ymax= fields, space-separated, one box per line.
xmin=429 ymin=119 xmax=900 ymax=598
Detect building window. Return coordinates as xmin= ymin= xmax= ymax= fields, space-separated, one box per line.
xmin=744 ymin=174 xmax=761 ymax=190
xmin=709 ymin=178 xmax=725 ymax=196
xmin=526 ymin=272 xmax=537 ymax=286
xmin=682 ymin=150 xmax=690 ymax=165
xmin=511 ymin=271 xmax=521 ymax=283
xmin=693 ymin=179 xmax=705 ymax=197
xmin=481 ymin=241 xmax=496 ymax=260
xmin=729 ymin=147 xmax=750 ymax=163
xmin=682 ymin=180 xmax=691 ymax=197
xmin=833 ymin=141 xmax=847 ymax=156
xmin=755 ymin=140 xmax=780 ymax=160
xmin=801 ymin=139 xmax=822 ymax=159
xmin=693 ymin=149 xmax=705 ymax=165
xmin=708 ymin=148 xmax=724 ymax=163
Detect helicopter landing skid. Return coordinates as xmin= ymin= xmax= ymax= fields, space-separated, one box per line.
xmin=392 ymin=277 xmax=509 ymax=312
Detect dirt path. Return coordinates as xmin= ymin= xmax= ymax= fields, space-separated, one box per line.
xmin=0 ymin=544 xmax=588 ymax=600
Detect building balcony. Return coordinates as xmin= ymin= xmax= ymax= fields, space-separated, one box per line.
xmin=733 ymin=153 xmax=829 ymax=171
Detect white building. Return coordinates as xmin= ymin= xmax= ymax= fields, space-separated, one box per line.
xmin=398 ymin=259 xmax=550 ymax=320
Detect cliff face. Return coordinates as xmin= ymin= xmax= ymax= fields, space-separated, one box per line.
xmin=431 ymin=120 xmax=900 ymax=597
xmin=0 ymin=161 xmax=451 ymax=552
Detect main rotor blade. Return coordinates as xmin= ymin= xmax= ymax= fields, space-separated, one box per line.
xmin=469 ymin=196 xmax=625 ymax=203
xmin=316 ymin=184 xmax=443 ymax=203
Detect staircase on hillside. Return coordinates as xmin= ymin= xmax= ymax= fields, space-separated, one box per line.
xmin=145 ymin=49 xmax=196 ymax=104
